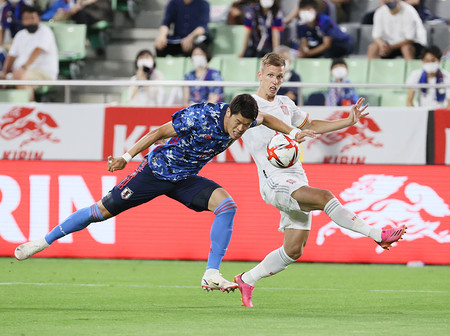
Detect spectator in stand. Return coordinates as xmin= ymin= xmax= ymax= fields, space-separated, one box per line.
xmin=296 ymin=0 xmax=353 ymax=58
xmin=0 ymin=5 xmax=58 ymax=101
xmin=275 ymin=45 xmax=301 ymax=105
xmin=227 ymin=0 xmax=258 ymax=25
xmin=406 ymin=46 xmax=450 ymax=108
xmin=362 ymin=0 xmax=447 ymax=25
xmin=127 ymin=49 xmax=164 ymax=106
xmin=367 ymin=0 xmax=427 ymax=60
xmin=40 ymin=0 xmax=69 ymax=21
xmin=284 ymin=0 xmax=337 ymax=25
xmin=326 ymin=58 xmax=358 ymax=106
xmin=41 ymin=0 xmax=113 ymax=24
xmin=239 ymin=0 xmax=284 ymax=58
xmin=155 ymin=0 xmax=210 ymax=57
xmin=183 ymin=44 xmax=223 ymax=105
xmin=329 ymin=0 xmax=351 ymax=23
xmin=0 ymin=0 xmax=24 ymax=47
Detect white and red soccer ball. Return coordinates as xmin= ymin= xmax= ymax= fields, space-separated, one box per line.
xmin=266 ymin=133 xmax=300 ymax=168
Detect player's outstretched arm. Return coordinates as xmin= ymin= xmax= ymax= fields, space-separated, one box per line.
xmin=258 ymin=112 xmax=316 ymax=143
xmin=107 ymin=121 xmax=177 ymax=172
xmin=304 ymin=97 xmax=369 ymax=134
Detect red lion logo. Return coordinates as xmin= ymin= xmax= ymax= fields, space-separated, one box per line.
xmin=0 ymin=107 xmax=60 ymax=147
xmin=307 ymin=110 xmax=382 ymax=153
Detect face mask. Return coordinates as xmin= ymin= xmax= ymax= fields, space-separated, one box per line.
xmin=137 ymin=58 xmax=154 ymax=69
xmin=423 ymin=62 xmax=439 ymax=74
xmin=385 ymin=1 xmax=398 ymax=10
xmin=24 ymin=25 xmax=38 ymax=34
xmin=260 ymin=0 xmax=274 ymax=9
xmin=332 ymin=66 xmax=348 ymax=80
xmin=192 ymin=55 xmax=207 ymax=68
xmin=299 ymin=10 xmax=316 ymax=24
xmin=9 ymin=0 xmax=20 ymax=5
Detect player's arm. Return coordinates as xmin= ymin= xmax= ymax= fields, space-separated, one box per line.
xmin=107 ymin=121 xmax=177 ymax=172
xmin=257 ymin=112 xmax=315 ymax=143
xmin=302 ymin=97 xmax=368 ymax=134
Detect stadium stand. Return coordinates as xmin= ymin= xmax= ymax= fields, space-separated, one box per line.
xmin=294 ymin=58 xmax=332 ymax=102
xmin=0 ymin=89 xmax=30 ymax=103
xmin=221 ymin=57 xmax=259 ymax=101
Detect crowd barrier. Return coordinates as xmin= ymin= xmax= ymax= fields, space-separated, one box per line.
xmin=1 ymin=103 xmax=449 ymax=264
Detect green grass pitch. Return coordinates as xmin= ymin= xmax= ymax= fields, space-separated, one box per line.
xmin=1 ymin=258 xmax=449 ymax=336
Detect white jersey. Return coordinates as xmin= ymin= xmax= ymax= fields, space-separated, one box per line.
xmin=241 ymin=94 xmax=309 ymax=189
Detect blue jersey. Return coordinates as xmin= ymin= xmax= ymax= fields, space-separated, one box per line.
xmin=148 ymin=102 xmax=256 ymax=182
xmin=184 ymin=68 xmax=223 ymax=104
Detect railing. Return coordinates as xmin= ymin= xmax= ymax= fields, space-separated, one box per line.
xmin=0 ymin=79 xmax=449 ymax=104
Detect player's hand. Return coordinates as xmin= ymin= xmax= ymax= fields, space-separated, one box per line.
xmin=107 ymin=155 xmax=127 ymax=172
xmin=348 ymin=97 xmax=369 ymax=125
xmin=295 ymin=129 xmax=316 ymax=143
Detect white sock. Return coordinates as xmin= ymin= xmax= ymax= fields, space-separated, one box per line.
xmin=203 ymin=268 xmax=219 ymax=278
xmin=242 ymin=246 xmax=295 ymax=286
xmin=324 ymin=198 xmax=381 ymax=242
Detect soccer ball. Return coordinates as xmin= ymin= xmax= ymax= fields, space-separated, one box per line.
xmin=266 ymin=133 xmax=300 ymax=168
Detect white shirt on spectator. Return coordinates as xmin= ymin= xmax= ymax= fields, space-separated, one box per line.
xmin=9 ymin=24 xmax=59 ymax=80
xmin=127 ymin=69 xmax=165 ymax=106
xmin=372 ymin=2 xmax=427 ymax=47
xmin=407 ymin=68 xmax=450 ymax=108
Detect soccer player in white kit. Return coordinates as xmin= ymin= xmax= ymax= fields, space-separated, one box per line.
xmin=233 ymin=52 xmax=407 ymax=307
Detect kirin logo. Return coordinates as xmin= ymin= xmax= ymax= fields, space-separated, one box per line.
xmin=316 ymin=174 xmax=450 ymax=253
xmin=0 ymin=106 xmax=60 ymax=147
xmin=307 ymin=111 xmax=382 ymax=153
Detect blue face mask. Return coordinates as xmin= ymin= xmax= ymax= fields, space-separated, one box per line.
xmin=386 ymin=1 xmax=398 ymax=10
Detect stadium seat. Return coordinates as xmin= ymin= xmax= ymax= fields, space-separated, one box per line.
xmin=294 ymin=58 xmax=332 ymax=101
xmin=432 ymin=0 xmax=450 ymax=21
xmin=156 ymin=57 xmax=186 ymax=80
xmin=0 ymin=89 xmax=30 ymax=103
xmin=357 ymin=25 xmax=373 ymax=55
xmin=348 ymin=0 xmax=379 ymax=22
xmin=221 ymin=57 xmax=259 ymax=102
xmin=368 ymin=59 xmax=406 ymax=84
xmin=380 ymin=91 xmax=408 ymax=107
xmin=405 ymin=60 xmax=423 ymax=82
xmin=429 ymin=25 xmax=450 ymax=53
xmin=47 ymin=22 xmax=87 ymax=79
xmin=339 ymin=23 xmax=360 ymax=54
xmin=210 ymin=24 xmax=247 ymax=55
xmin=443 ymin=60 xmax=450 ymax=72
xmin=344 ymin=58 xmax=369 ymax=84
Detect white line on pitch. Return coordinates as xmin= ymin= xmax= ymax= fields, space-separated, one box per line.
xmin=0 ymin=282 xmax=448 ymax=294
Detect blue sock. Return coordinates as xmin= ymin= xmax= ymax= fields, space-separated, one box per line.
xmin=206 ymin=197 xmax=237 ymax=270
xmin=45 ymin=204 xmax=104 ymax=244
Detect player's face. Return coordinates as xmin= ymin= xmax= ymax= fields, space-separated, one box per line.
xmin=224 ymin=109 xmax=254 ymax=140
xmin=257 ymin=64 xmax=285 ymax=100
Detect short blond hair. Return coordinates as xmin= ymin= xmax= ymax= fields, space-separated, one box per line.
xmin=260 ymin=52 xmax=286 ymax=72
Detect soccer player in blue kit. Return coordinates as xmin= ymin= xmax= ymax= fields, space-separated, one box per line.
xmin=15 ymin=94 xmax=315 ymax=292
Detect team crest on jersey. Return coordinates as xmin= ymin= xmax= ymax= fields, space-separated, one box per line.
xmin=121 ymin=187 xmax=134 ymax=200
xmin=286 ymin=179 xmax=296 ymax=184
xmin=280 ymin=105 xmax=289 ymax=116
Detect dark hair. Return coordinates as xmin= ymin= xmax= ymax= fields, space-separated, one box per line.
xmin=299 ymin=0 xmax=318 ymax=10
xmin=21 ymin=5 xmax=40 ymax=15
xmin=134 ymin=49 xmax=156 ymax=69
xmin=331 ymin=58 xmax=347 ymax=69
xmin=191 ymin=43 xmax=212 ymax=63
xmin=421 ymin=45 xmax=442 ymax=61
xmin=229 ymin=94 xmax=258 ymax=121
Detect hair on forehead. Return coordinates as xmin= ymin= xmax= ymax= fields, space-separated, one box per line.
xmin=260 ymin=52 xmax=285 ymax=72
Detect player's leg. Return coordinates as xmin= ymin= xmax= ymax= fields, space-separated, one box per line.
xmin=292 ymin=185 xmax=406 ymax=249
xmin=14 ymin=201 xmax=112 ymax=261
xmin=168 ymin=177 xmax=238 ymax=292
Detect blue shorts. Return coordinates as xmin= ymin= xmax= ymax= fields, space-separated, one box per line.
xmin=102 ymin=158 xmax=222 ymax=216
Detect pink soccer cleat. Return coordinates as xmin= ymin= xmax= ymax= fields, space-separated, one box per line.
xmin=377 ymin=225 xmax=407 ymax=250
xmin=234 ymin=273 xmax=255 ymax=307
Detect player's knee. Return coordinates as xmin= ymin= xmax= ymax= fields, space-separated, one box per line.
xmin=317 ymin=189 xmax=335 ymax=209
xmin=285 ymin=245 xmax=303 ymax=260
xmin=214 ymin=197 xmax=237 ymax=216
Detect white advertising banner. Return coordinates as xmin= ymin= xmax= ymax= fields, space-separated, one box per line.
xmin=0 ymin=104 xmax=104 ymax=160
xmin=300 ymin=107 xmax=429 ymax=164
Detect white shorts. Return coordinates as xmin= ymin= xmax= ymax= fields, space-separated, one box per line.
xmin=261 ymin=171 xmax=312 ymax=232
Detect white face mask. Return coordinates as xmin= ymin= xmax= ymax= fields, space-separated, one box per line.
xmin=299 ymin=10 xmax=316 ymax=24
xmin=192 ymin=55 xmax=208 ymax=68
xmin=423 ymin=62 xmax=439 ymax=74
xmin=260 ymin=0 xmax=274 ymax=9
xmin=332 ymin=66 xmax=348 ymax=80
xmin=137 ymin=58 xmax=154 ymax=69
xmin=9 ymin=0 xmax=21 ymax=4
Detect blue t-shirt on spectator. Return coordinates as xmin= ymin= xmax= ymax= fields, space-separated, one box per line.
xmin=297 ymin=13 xmax=353 ymax=57
xmin=1 ymin=0 xmax=24 ymax=38
xmin=327 ymin=79 xmax=359 ymax=106
xmin=243 ymin=4 xmax=283 ymax=55
xmin=184 ymin=68 xmax=223 ymax=104
xmin=162 ymin=0 xmax=209 ymax=42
